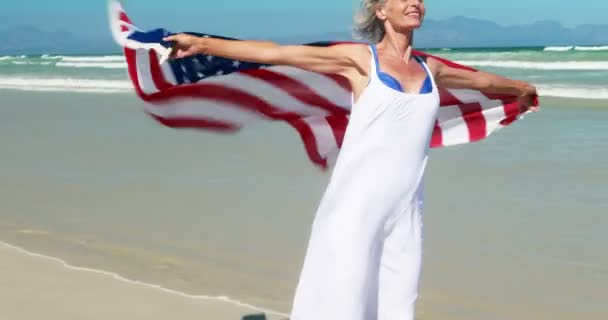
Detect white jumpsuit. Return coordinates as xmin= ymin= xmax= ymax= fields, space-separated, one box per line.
xmin=290 ymin=46 xmax=440 ymax=320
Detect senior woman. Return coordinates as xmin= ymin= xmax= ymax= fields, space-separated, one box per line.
xmin=164 ymin=0 xmax=538 ymax=319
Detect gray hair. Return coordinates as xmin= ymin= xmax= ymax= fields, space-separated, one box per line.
xmin=354 ymin=0 xmax=386 ymax=43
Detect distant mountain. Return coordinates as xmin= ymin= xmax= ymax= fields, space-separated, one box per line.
xmin=415 ymin=17 xmax=608 ymax=48
xmin=2 ymin=17 xmax=608 ymax=54
xmin=278 ymin=17 xmax=608 ymax=48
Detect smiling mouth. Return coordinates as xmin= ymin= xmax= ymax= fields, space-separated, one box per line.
xmin=406 ymin=12 xmax=421 ymax=17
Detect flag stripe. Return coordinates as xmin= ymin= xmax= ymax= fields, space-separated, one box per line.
xmin=149 ymin=113 xmax=239 ymax=132
xmin=135 ymin=49 xmax=159 ymax=95
xmin=195 ymin=72 xmax=332 ymax=117
xmin=269 ymin=66 xmax=352 ymax=109
xmin=144 ymin=99 xmax=269 ymax=125
xmin=287 ymin=118 xmax=328 ymax=169
xmin=241 ymin=68 xmax=349 ymax=116
xmin=430 ymin=120 xmax=443 ymax=148
xmin=149 ymin=51 xmax=174 ymax=91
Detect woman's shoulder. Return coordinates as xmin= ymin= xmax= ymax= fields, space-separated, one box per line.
xmin=330 ymin=42 xmax=370 ymax=54
xmin=330 ymin=42 xmax=371 ymax=65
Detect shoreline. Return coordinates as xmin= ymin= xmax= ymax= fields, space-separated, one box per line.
xmin=2 ymin=88 xmax=608 ymax=106
xmin=0 ymin=239 xmax=288 ymax=320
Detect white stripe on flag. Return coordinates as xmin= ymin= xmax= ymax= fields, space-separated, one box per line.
xmin=144 ymin=99 xmax=269 ymax=125
xmin=447 ymin=88 xmax=506 ymax=141
xmin=436 ymin=105 xmax=470 ymax=145
xmin=270 ymin=66 xmax=352 ymax=110
xmin=156 ymin=52 xmax=178 ymax=85
xmin=449 ymin=89 xmax=504 ymax=109
xmin=199 ymin=73 xmax=332 ymax=117
xmin=481 ymin=103 xmax=507 ymax=135
xmin=135 ymin=49 xmax=159 ymax=95
xmin=300 ymin=117 xmax=338 ymax=160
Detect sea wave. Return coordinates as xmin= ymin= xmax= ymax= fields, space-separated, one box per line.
xmin=456 ymin=60 xmax=608 ymax=70
xmin=544 ymin=46 xmax=574 ymax=52
xmin=0 ymin=55 xmax=27 ymax=61
xmin=0 ymin=77 xmax=132 ymax=93
xmin=538 ymin=84 xmax=608 ymax=100
xmin=574 ymin=46 xmax=608 ymax=51
xmin=58 ymin=55 xmax=125 ymax=62
xmin=11 ymin=61 xmax=53 ymax=66
xmin=41 ymin=54 xmax=62 ymax=60
xmin=55 ymin=62 xmax=127 ymax=69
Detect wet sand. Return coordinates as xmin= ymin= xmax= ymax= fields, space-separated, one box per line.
xmin=0 ymin=241 xmax=286 ymax=320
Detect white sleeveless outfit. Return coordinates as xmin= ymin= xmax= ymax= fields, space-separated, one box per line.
xmin=290 ymin=46 xmax=440 ymax=320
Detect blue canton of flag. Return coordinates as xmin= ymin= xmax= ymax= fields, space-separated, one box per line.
xmin=127 ymin=28 xmax=269 ymax=84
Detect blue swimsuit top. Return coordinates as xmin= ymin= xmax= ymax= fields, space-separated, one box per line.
xmin=371 ymin=44 xmax=433 ymax=94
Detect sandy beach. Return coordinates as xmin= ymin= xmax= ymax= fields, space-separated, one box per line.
xmin=1 ymin=90 xmax=608 ymax=320
xmin=7 ymin=60 xmax=608 ymax=320
xmin=0 ymin=241 xmax=286 ymax=320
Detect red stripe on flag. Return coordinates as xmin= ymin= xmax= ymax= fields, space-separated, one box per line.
xmin=242 ymin=69 xmax=348 ymax=116
xmin=459 ymin=102 xmax=487 ymax=142
xmin=500 ymin=101 xmax=521 ymax=126
xmin=437 ymin=88 xmax=486 ymax=142
xmin=148 ymin=113 xmax=239 ymax=132
xmin=325 ymin=74 xmax=351 ymax=92
xmin=325 ymin=115 xmax=349 ymax=148
xmin=125 ymin=48 xmax=146 ymax=98
xmin=143 ymin=83 xmax=303 ymax=122
xmin=287 ymin=119 xmax=328 ymax=169
xmin=438 ymin=88 xmax=462 ymax=107
xmin=430 ymin=120 xmax=443 ymax=148
xmin=148 ymin=50 xmax=174 ymax=91
xmin=119 ymin=11 xmax=132 ymax=24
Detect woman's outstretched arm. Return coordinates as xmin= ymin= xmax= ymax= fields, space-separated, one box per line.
xmin=426 ymin=57 xmax=540 ymax=112
xmin=163 ymin=33 xmax=369 ymax=77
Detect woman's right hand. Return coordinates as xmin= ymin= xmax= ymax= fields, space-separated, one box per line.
xmin=163 ymin=33 xmax=202 ymax=59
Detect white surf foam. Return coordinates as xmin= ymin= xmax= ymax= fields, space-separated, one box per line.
xmin=544 ymin=46 xmax=574 ymax=52
xmin=56 ymin=62 xmax=127 ymax=69
xmin=0 ymin=77 xmax=132 ymax=93
xmin=41 ymin=54 xmax=62 ymax=60
xmin=457 ymin=60 xmax=608 ymax=70
xmin=0 ymin=56 xmax=13 ymax=61
xmin=0 ymin=240 xmax=289 ymax=318
xmin=60 ymin=55 xmax=125 ymax=62
xmin=11 ymin=61 xmax=53 ymax=66
xmin=574 ymin=46 xmax=608 ymax=51
xmin=538 ymin=84 xmax=608 ymax=100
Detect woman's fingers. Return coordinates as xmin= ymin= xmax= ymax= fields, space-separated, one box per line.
xmin=162 ymin=35 xmax=177 ymax=42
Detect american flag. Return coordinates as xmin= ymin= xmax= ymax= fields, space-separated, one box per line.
xmin=109 ymin=1 xmax=537 ymax=170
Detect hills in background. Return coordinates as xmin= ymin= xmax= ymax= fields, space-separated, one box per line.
xmin=282 ymin=17 xmax=608 ymax=48
xmin=2 ymin=16 xmax=608 ymax=54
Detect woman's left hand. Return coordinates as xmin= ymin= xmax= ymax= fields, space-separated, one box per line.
xmin=519 ymin=84 xmax=540 ymax=113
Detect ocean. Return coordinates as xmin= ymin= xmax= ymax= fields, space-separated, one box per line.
xmin=2 ymin=45 xmax=608 ymax=98
xmin=1 ymin=45 xmax=607 ymax=319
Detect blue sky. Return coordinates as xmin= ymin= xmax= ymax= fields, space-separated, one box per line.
xmin=1 ymin=0 xmax=606 ymax=38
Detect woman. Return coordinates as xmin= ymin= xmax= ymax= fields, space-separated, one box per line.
xmin=164 ymin=0 xmax=538 ymax=319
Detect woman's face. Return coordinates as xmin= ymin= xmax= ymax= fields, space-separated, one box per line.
xmin=377 ymin=0 xmax=426 ymax=31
